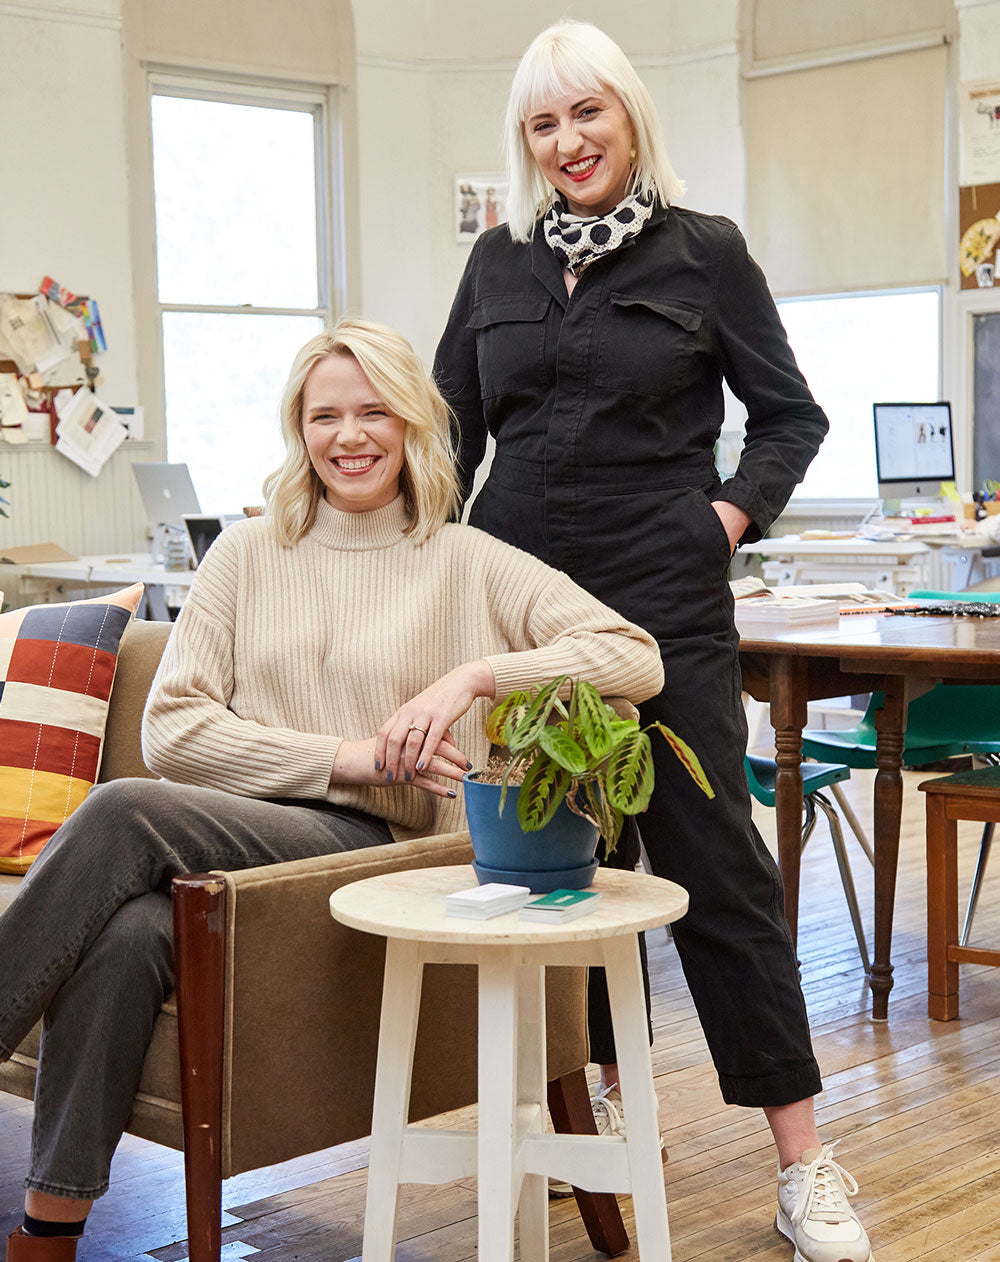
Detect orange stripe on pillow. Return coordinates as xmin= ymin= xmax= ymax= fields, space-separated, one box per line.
xmin=0 ymin=765 xmax=91 ymax=826
xmin=7 ymin=639 xmax=117 ymax=698
xmin=0 ymin=719 xmax=101 ymax=780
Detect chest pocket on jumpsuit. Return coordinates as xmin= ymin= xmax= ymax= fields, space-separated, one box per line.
xmin=467 ymin=294 xmax=550 ymax=398
xmin=596 ymin=293 xmax=704 ymax=395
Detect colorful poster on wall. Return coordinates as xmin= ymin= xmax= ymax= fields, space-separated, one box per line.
xmin=961 ymin=81 xmax=1000 ymax=186
xmin=959 ymin=183 xmax=1000 ymax=290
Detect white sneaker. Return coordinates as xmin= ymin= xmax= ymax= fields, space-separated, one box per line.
xmin=776 ymin=1142 xmax=873 ymax=1262
xmin=548 ymin=1083 xmax=666 ymax=1198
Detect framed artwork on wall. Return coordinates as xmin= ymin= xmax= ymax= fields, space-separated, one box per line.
xmin=455 ymin=174 xmax=508 ymax=243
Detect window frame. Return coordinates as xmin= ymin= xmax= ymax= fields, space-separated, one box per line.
xmin=138 ymin=68 xmax=344 ymax=468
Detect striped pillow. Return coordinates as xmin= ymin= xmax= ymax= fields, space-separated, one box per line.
xmin=0 ymin=584 xmax=144 ymax=874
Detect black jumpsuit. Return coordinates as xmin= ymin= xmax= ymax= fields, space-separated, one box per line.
xmin=434 ymin=203 xmax=829 ymax=1107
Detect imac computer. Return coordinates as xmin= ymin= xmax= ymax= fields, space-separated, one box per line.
xmin=872 ymin=402 xmax=955 ymax=509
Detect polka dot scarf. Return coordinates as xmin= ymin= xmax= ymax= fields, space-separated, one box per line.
xmin=542 ymin=188 xmax=655 ymax=276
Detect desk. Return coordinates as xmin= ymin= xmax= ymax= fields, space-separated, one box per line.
xmin=739 ymin=535 xmax=931 ymax=592
xmin=740 ymin=533 xmax=1000 ymax=594
xmin=739 ymin=614 xmax=1000 ymax=1019
xmin=2 ymin=552 xmax=195 ymax=619
xmin=330 ymin=865 xmax=688 ymax=1262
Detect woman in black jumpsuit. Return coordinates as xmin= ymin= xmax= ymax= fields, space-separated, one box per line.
xmin=433 ymin=20 xmax=874 ymax=1262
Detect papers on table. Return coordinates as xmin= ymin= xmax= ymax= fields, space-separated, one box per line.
xmin=445 ymin=883 xmax=533 ymax=919
xmin=731 ymin=579 xmax=912 ymax=632
xmin=53 ymin=388 xmax=128 ymax=477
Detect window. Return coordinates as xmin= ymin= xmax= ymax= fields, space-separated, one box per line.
xmin=150 ymin=82 xmax=331 ymax=511
xmin=777 ymin=289 xmax=941 ymax=501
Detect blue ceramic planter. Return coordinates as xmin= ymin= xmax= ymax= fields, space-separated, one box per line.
xmin=463 ymin=772 xmax=599 ymax=893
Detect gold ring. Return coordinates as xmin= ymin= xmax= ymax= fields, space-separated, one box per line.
xmin=408 ymin=724 xmax=427 ymax=735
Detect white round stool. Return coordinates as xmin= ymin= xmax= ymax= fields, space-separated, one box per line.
xmin=329 ymin=864 xmax=688 ymax=1262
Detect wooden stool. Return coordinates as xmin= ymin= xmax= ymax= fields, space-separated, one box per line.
xmin=329 ymin=865 xmax=688 ymax=1262
xmin=919 ymin=766 xmax=1000 ymax=1020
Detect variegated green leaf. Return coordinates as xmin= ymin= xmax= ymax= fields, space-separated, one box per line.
xmin=486 ymin=690 xmax=531 ymax=745
xmin=508 ymin=675 xmax=568 ymax=753
xmin=651 ymin=722 xmax=715 ymax=799
xmin=575 ymin=680 xmax=615 ymax=758
xmin=538 ymin=725 xmax=588 ymax=774
xmin=606 ymin=731 xmax=654 ymax=814
xmin=517 ymin=754 xmax=571 ymax=831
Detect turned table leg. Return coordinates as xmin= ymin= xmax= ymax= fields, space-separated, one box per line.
xmin=870 ymin=677 xmax=908 ymax=1020
xmin=769 ymin=657 xmax=808 ymax=945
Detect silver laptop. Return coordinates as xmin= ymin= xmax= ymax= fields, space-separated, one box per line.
xmin=132 ymin=462 xmax=201 ymax=529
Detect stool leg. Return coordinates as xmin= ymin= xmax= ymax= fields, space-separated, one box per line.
xmin=960 ymin=823 xmax=994 ymax=946
xmin=516 ymin=962 xmax=548 ymax=1262
xmin=813 ymin=792 xmax=871 ymax=974
xmin=362 ymin=938 xmax=424 ymax=1262
xmin=926 ymin=797 xmax=960 ymax=1021
xmin=477 ymin=949 xmax=520 ymax=1262
xmin=602 ymin=935 xmax=672 ymax=1262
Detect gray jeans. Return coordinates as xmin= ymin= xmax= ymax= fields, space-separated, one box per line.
xmin=0 ymin=778 xmax=393 ymax=1200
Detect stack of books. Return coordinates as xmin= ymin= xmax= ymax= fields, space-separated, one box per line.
xmin=733 ymin=594 xmax=841 ymax=633
xmin=518 ymin=889 xmax=603 ymax=923
xmin=445 ymin=883 xmax=532 ymax=919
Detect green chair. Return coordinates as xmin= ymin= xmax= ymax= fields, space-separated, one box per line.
xmin=745 ymin=754 xmax=873 ymax=972
xmin=801 ymin=589 xmax=1000 ymax=945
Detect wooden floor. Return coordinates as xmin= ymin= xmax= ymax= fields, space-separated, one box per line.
xmin=3 ymin=766 xmax=1000 ymax=1260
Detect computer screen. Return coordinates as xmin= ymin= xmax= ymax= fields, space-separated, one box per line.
xmin=872 ymin=402 xmax=955 ymax=502
xmin=182 ymin=514 xmax=226 ymax=567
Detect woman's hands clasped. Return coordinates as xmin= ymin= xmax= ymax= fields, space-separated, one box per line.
xmin=329 ymin=660 xmax=497 ymax=798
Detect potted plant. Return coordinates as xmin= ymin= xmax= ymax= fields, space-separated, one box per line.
xmin=464 ymin=675 xmax=714 ymax=891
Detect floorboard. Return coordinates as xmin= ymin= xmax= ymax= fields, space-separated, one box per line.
xmin=3 ymin=766 xmax=999 ymax=1259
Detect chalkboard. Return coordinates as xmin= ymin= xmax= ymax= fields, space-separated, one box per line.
xmin=974 ymin=312 xmax=1000 ymax=490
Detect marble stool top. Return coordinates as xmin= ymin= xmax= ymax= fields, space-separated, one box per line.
xmin=329 ymin=864 xmax=688 ymax=946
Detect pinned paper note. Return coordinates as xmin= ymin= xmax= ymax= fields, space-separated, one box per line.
xmin=54 ymin=388 xmax=127 ymax=477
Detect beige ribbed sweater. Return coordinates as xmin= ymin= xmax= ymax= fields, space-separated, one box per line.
xmin=142 ymin=495 xmax=663 ymax=839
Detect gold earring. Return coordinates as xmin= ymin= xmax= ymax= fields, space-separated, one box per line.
xmin=629 ymin=142 xmax=637 ymax=163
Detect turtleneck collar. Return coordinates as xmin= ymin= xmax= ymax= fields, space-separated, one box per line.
xmin=308 ymin=493 xmax=412 ymax=552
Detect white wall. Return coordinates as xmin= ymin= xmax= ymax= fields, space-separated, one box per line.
xmin=353 ymin=0 xmax=744 ymax=365
xmin=2 ymin=0 xmax=995 ymax=554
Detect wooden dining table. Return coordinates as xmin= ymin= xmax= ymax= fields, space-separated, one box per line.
xmin=738 ymin=611 xmax=1000 ymax=1019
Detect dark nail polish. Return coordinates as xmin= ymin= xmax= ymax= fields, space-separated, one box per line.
xmin=374 ymin=760 xmax=381 ymax=771
xmin=386 ymin=771 xmax=393 ymax=782
xmin=416 ymin=761 xmax=424 ymax=771
xmin=466 ymin=761 xmax=473 ymax=770
xmin=447 ymin=790 xmax=457 ymax=798
xmin=404 ymin=772 xmax=412 ymax=782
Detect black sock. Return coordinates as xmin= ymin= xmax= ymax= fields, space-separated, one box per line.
xmin=22 ymin=1213 xmax=87 ymax=1239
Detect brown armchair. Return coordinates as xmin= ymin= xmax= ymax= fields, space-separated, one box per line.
xmin=0 ymin=619 xmax=627 ymax=1260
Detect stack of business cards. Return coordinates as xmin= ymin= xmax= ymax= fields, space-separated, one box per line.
xmin=518 ymin=889 xmax=602 ymax=923
xmin=445 ymin=883 xmax=533 ymax=919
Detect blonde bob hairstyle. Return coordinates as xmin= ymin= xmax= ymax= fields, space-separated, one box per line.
xmin=504 ymin=20 xmax=684 ymax=242
xmin=263 ymin=319 xmax=460 ymax=547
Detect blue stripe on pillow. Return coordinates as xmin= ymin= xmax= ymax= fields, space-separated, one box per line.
xmin=18 ymin=604 xmax=133 ymax=655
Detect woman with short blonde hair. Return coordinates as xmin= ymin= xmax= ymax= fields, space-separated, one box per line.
xmin=503 ymin=20 xmax=683 ymax=241
xmin=435 ymin=21 xmax=873 ymax=1262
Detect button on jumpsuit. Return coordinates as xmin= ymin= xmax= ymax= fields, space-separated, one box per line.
xmin=434 ymin=203 xmax=829 ymax=1107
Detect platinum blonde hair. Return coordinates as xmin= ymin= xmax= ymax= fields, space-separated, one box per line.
xmin=263 ymin=319 xmax=460 ymax=546
xmin=504 ymin=20 xmax=685 ymax=242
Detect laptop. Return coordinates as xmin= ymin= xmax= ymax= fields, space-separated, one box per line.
xmin=182 ymin=514 xmax=227 ymax=566
xmin=132 ymin=463 xmax=201 ymax=530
